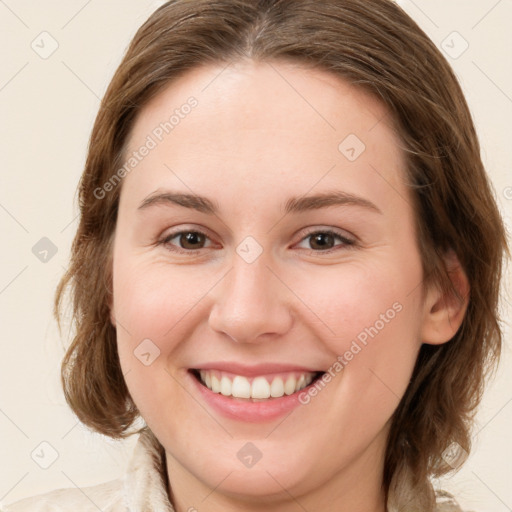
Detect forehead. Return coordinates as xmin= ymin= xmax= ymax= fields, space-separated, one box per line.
xmin=121 ymin=60 xmax=409 ymax=215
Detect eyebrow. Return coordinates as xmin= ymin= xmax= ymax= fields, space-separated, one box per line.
xmin=137 ymin=190 xmax=382 ymax=215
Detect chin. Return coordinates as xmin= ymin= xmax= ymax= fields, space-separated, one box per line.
xmin=204 ymin=467 xmax=306 ymax=500
xmin=193 ymin=447 xmax=318 ymax=499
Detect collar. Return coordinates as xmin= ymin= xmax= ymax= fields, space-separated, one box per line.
xmin=123 ymin=428 xmax=175 ymax=512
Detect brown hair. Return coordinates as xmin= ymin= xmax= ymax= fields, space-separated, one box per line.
xmin=54 ymin=0 xmax=509 ymax=509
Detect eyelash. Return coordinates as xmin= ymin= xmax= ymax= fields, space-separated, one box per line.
xmin=157 ymin=227 xmax=356 ymax=255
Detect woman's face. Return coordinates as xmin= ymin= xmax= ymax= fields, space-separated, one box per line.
xmin=111 ymin=61 xmax=436 ymax=507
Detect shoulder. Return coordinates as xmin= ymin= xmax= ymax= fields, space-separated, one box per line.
xmin=2 ymin=478 xmax=124 ymax=512
xmin=2 ymin=428 xmax=173 ymax=512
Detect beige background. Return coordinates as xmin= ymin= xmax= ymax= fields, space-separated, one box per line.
xmin=0 ymin=1 xmax=511 ymax=510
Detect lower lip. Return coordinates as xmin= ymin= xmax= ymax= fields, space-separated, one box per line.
xmin=188 ymin=371 xmax=318 ymax=423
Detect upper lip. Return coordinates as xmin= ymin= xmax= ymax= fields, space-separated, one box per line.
xmin=191 ymin=362 xmax=324 ymax=377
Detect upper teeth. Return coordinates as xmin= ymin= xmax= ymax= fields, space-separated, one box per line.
xmin=198 ymin=370 xmax=316 ymax=399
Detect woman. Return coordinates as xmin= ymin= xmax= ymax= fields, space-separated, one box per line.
xmin=4 ymin=0 xmax=508 ymax=511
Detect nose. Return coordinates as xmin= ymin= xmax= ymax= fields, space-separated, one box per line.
xmin=208 ymin=252 xmax=294 ymax=344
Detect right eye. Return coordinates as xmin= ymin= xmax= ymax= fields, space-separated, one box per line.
xmin=158 ymin=229 xmax=214 ymax=254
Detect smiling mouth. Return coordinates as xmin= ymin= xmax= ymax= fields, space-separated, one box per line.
xmin=190 ymin=369 xmax=325 ymax=401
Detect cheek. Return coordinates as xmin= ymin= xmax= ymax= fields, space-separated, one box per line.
xmin=112 ymin=258 xmax=213 ymax=345
xmin=111 ymin=260 xmax=194 ymax=420
xmin=298 ymin=258 xmax=424 ymax=423
xmin=295 ymin=257 xmax=422 ymax=351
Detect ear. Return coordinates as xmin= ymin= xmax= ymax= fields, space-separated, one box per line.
xmin=421 ymin=249 xmax=470 ymax=345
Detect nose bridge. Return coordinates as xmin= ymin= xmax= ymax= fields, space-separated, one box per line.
xmin=208 ymin=248 xmax=293 ymax=343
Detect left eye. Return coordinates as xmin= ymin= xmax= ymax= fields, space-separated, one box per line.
xmin=295 ymin=230 xmax=355 ymax=252
xmin=158 ymin=228 xmax=355 ymax=254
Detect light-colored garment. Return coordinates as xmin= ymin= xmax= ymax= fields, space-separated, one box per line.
xmin=3 ymin=428 xmax=466 ymax=511
xmin=3 ymin=429 xmax=172 ymax=512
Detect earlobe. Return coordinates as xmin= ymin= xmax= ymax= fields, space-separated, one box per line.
xmin=421 ymin=250 xmax=470 ymax=346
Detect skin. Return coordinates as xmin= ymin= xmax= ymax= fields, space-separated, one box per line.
xmin=110 ymin=60 xmax=469 ymax=512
